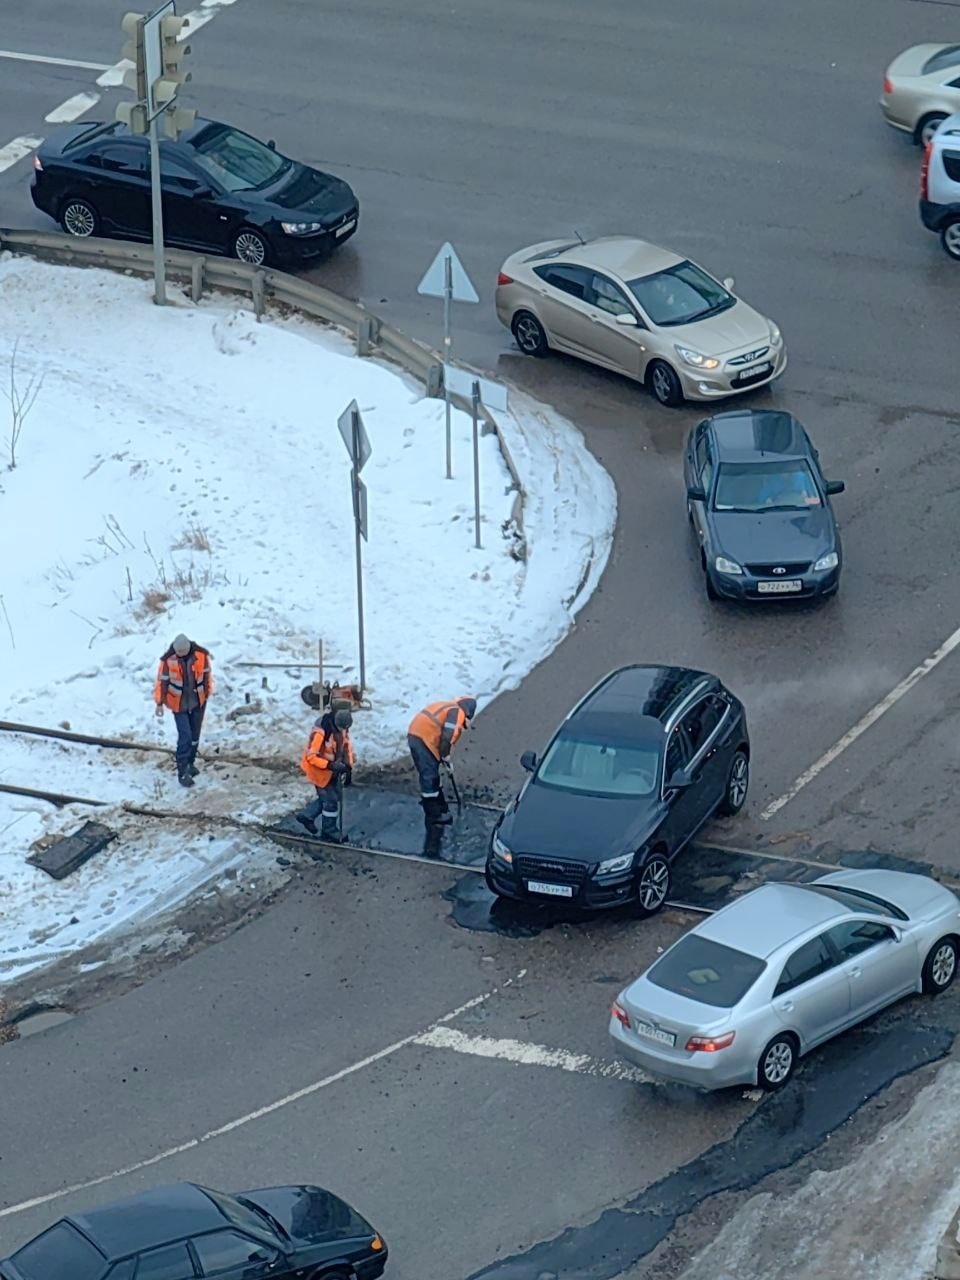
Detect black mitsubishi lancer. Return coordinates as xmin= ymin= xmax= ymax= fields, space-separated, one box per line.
xmin=485 ymin=665 xmax=750 ymax=918
xmin=31 ymin=118 xmax=359 ymax=268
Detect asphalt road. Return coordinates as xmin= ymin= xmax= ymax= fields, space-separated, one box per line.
xmin=3 ymin=0 xmax=960 ymax=1276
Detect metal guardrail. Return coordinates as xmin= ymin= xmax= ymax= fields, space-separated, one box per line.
xmin=0 ymin=227 xmax=527 ymax=553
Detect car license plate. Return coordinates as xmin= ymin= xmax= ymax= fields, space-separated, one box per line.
xmin=757 ymin=579 xmax=802 ymax=594
xmin=634 ymin=1020 xmax=676 ymax=1047
xmin=736 ymin=361 xmax=772 ymax=381
xmin=526 ymin=880 xmax=574 ymax=898
xmin=335 ymin=219 xmax=356 ymax=238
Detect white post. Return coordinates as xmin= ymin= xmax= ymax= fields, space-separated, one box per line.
xmin=471 ymin=380 xmax=482 ymax=549
xmin=443 ymin=253 xmax=453 ymax=479
xmin=148 ymin=111 xmax=166 ymax=305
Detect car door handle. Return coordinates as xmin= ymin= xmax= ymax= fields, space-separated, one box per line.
xmin=776 ymin=1001 xmax=794 ymax=1013
xmin=848 ymin=967 xmax=861 ymax=979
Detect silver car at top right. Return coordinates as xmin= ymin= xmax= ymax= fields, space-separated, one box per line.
xmin=881 ymin=42 xmax=960 ymax=145
xmin=610 ymin=869 xmax=960 ymax=1092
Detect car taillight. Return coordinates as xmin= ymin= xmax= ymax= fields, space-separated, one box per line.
xmin=883 ymin=76 xmax=893 ymax=95
xmin=611 ymin=1001 xmax=631 ymax=1029
xmin=497 ymin=272 xmax=514 ymax=286
xmin=685 ymin=1030 xmax=736 ymax=1052
xmin=33 ymin=155 xmax=43 ymax=171
xmin=921 ymin=143 xmax=932 ymax=200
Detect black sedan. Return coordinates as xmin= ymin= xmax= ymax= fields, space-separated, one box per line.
xmin=0 ymin=1181 xmax=387 ymax=1280
xmin=485 ymin=665 xmax=750 ymax=917
xmin=31 ymin=118 xmax=358 ymax=268
xmin=683 ymin=409 xmax=845 ymax=601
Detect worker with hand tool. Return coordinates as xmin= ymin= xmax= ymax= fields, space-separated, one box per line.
xmin=407 ymin=697 xmax=476 ymax=839
xmin=295 ymin=707 xmax=355 ymax=842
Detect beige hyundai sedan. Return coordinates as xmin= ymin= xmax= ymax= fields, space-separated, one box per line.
xmin=495 ymin=236 xmax=786 ymax=407
xmin=880 ymin=43 xmax=960 ymax=145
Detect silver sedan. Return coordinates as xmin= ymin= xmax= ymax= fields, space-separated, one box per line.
xmin=609 ymin=869 xmax=960 ymax=1091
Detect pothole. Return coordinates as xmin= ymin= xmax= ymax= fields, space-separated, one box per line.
xmin=9 ymin=1005 xmax=75 ymax=1039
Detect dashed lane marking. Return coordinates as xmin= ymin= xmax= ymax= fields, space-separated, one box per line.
xmin=0 ymin=50 xmax=111 ymax=70
xmin=0 ymin=135 xmax=43 ymax=173
xmin=45 ymin=92 xmax=100 ymax=124
xmin=414 ymin=1026 xmax=651 ymax=1084
xmin=760 ymin=621 xmax=960 ymax=820
xmin=0 ymin=970 xmax=525 ymax=1220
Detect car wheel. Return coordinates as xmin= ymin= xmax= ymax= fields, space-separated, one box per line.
xmin=634 ymin=851 xmax=671 ymax=918
xmin=718 ymin=750 xmax=749 ymax=816
xmin=511 ymin=310 xmax=549 ymax=357
xmin=758 ymin=1034 xmax=797 ymax=1091
xmin=647 ymin=360 xmax=684 ymax=407
xmin=940 ymin=217 xmax=960 ymax=261
xmin=705 ymin=569 xmax=719 ymax=601
xmin=309 ymin=1270 xmax=351 ymax=1280
xmin=922 ymin=936 xmax=958 ymax=994
xmin=59 ymin=198 xmax=99 ymax=238
xmin=233 ymin=227 xmax=270 ymax=266
xmin=484 ymin=865 xmax=501 ymax=896
xmin=916 ymin=113 xmax=947 ymax=146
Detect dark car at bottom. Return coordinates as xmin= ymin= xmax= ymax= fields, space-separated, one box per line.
xmin=485 ymin=665 xmax=750 ymax=916
xmin=0 ymin=1181 xmax=387 ymax=1280
xmin=31 ymin=118 xmax=359 ymax=268
xmin=684 ymin=409 xmax=846 ymax=601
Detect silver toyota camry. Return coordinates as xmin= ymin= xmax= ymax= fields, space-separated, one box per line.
xmin=609 ymin=869 xmax=960 ymax=1091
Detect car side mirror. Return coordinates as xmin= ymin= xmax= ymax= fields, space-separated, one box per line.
xmin=722 ymin=276 xmax=735 ymax=291
xmin=192 ymin=185 xmax=214 ymax=199
xmin=890 ymin=925 xmax=904 ymax=943
xmin=825 ymin=479 xmax=845 ymax=495
xmin=687 ymin=484 xmax=707 ymax=502
xmin=615 ymin=312 xmax=638 ymax=327
xmin=267 ymin=139 xmax=277 ymax=150
xmin=520 ymin=750 xmax=538 ymax=773
xmin=667 ymin=769 xmax=692 ymax=790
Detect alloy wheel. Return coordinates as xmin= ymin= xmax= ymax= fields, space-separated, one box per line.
xmin=932 ymin=942 xmax=957 ymax=989
xmin=515 ymin=315 xmax=543 ymax=354
xmin=763 ymin=1040 xmax=793 ymax=1085
xmin=728 ymin=754 xmax=748 ymax=809
xmin=63 ymin=203 xmax=95 ymax=237
xmin=652 ymin=365 xmax=673 ymax=403
xmin=638 ymin=857 xmax=669 ymax=911
xmin=234 ymin=231 xmax=267 ymax=265
xmin=943 ymin=222 xmax=960 ymax=259
xmin=921 ymin=117 xmax=946 ymax=146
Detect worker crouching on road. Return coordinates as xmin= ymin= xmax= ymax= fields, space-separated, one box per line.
xmin=154 ymin=633 xmax=213 ymax=788
xmin=407 ymin=696 xmax=476 ymax=835
xmin=296 ymin=708 xmax=355 ymax=842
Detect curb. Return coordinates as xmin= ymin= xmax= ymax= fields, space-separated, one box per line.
xmin=937 ymin=1204 xmax=960 ymax=1279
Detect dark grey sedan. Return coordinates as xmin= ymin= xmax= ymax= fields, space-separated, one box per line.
xmin=684 ymin=410 xmax=845 ymax=601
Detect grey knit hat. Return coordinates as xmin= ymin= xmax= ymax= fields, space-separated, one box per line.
xmin=172 ymin=634 xmax=191 ymax=656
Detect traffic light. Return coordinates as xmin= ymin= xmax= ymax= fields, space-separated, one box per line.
xmin=117 ymin=11 xmax=148 ymax=134
xmin=152 ymin=13 xmax=193 ymax=139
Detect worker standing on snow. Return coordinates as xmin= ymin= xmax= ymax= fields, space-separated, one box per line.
xmin=154 ymin=633 xmax=214 ymax=788
xmin=295 ymin=708 xmax=355 ymax=842
xmin=407 ymin=696 xmax=476 ymax=834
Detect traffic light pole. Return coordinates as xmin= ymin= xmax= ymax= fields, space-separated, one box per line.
xmin=148 ymin=111 xmax=166 ymax=305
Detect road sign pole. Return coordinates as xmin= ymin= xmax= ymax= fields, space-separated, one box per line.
xmin=443 ymin=254 xmax=453 ymax=479
xmin=471 ymin=379 xmax=482 ymax=549
xmin=148 ymin=110 xmax=166 ymax=305
xmin=351 ymin=408 xmax=366 ymax=693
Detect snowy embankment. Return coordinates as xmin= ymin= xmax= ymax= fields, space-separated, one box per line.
xmin=0 ymin=254 xmax=615 ymax=985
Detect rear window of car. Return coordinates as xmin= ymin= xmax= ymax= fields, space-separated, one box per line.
xmin=942 ymin=151 xmax=960 ymax=183
xmin=923 ymin=45 xmax=960 ymax=75
xmin=647 ymin=935 xmax=766 ymax=1008
xmin=11 ymin=1223 xmax=105 ymax=1280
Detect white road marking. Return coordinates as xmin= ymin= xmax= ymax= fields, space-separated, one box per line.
xmin=415 ymin=1025 xmax=651 ymax=1083
xmin=0 ymin=135 xmax=43 ymax=173
xmin=760 ymin=622 xmax=960 ymax=820
xmin=96 ymin=59 xmax=133 ymax=87
xmin=0 ymin=971 xmax=525 ymax=1220
xmin=44 ymin=92 xmax=100 ymax=124
xmin=0 ymin=50 xmax=111 ymax=71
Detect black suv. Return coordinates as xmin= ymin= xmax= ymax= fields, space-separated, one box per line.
xmin=485 ymin=665 xmax=749 ymax=917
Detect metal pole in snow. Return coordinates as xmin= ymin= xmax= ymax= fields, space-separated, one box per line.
xmin=471 ymin=379 xmax=482 ymax=549
xmin=148 ymin=111 xmax=166 ymax=305
xmin=351 ymin=409 xmax=366 ymax=694
xmin=443 ymin=254 xmax=453 ymax=479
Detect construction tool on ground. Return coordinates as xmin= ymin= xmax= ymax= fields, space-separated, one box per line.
xmin=441 ymin=758 xmax=462 ymax=813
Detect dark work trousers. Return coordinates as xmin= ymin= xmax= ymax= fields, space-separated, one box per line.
xmin=173 ymin=705 xmax=205 ymax=775
xmin=297 ymin=781 xmax=340 ymax=823
xmin=408 ymin=733 xmax=441 ymax=798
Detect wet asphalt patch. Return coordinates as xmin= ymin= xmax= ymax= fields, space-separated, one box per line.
xmin=465 ymin=991 xmax=960 ymax=1280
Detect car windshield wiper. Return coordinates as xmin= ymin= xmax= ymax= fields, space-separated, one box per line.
xmin=237 ymin=1196 xmax=290 ymax=1241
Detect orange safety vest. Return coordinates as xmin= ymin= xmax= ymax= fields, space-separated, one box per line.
xmin=154 ymin=647 xmax=213 ymax=712
xmin=301 ymin=715 xmax=356 ymax=787
xmin=408 ymin=699 xmax=468 ymax=761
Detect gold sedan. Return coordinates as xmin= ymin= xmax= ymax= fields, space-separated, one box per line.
xmin=881 ymin=43 xmax=960 ymax=145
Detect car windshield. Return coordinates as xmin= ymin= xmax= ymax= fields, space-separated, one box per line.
xmin=647 ymin=935 xmax=766 ymax=1008
xmin=922 ymin=45 xmax=960 ymax=75
xmin=188 ymin=124 xmax=290 ymax=192
xmin=626 ymin=260 xmax=735 ymax=326
xmin=800 ymin=884 xmax=908 ymax=921
xmin=536 ymin=728 xmax=660 ymax=797
xmin=202 ymin=1188 xmax=283 ymax=1241
xmin=713 ymin=460 xmax=821 ymax=512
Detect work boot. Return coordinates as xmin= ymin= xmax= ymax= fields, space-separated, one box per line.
xmin=320 ymin=815 xmax=346 ymax=844
xmin=294 ymin=813 xmax=317 ymax=836
xmin=422 ymin=824 xmax=444 ymax=859
xmin=178 ymin=771 xmax=194 ymax=788
xmin=422 ymin=795 xmax=452 ymax=827
xmin=188 ymin=764 xmax=200 ymax=777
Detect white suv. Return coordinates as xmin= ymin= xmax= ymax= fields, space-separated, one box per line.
xmin=920 ymin=113 xmax=960 ymax=259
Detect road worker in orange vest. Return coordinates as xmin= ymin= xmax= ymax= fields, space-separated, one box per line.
xmin=296 ymin=708 xmax=355 ymax=842
xmin=154 ymin=633 xmax=214 ymax=788
xmin=407 ymin=696 xmax=476 ymax=834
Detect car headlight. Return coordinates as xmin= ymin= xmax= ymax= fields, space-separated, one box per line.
xmin=675 ymin=344 xmax=720 ymax=371
xmin=715 ymin=555 xmax=743 ymax=575
xmin=491 ymin=831 xmax=513 ymax=863
xmin=768 ymin=321 xmax=782 ymax=346
xmin=813 ymin=551 xmax=839 ymax=571
xmin=596 ymin=852 xmax=634 ymax=876
xmin=280 ymin=220 xmax=324 ymax=235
